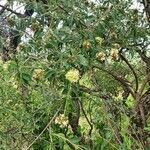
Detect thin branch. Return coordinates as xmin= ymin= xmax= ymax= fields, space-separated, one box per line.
xmin=0 ymin=4 xmax=7 ymax=15
xmin=25 ymin=105 xmax=62 ymax=150
xmin=93 ymin=65 xmax=135 ymax=99
xmin=119 ymin=53 xmax=139 ymax=92
xmin=57 ymin=4 xmax=70 ymax=15
xmin=79 ymin=85 xmax=111 ymax=99
xmin=57 ymin=4 xmax=87 ymax=28
xmin=0 ymin=4 xmax=25 ymax=17
xmin=79 ymin=100 xmax=93 ymax=136
xmin=136 ymin=49 xmax=150 ymax=86
xmin=142 ymin=0 xmax=150 ymax=23
xmin=79 ymin=85 xmax=100 ymax=94
xmin=138 ymin=73 xmax=150 ymax=97
xmin=136 ymin=49 xmax=150 ymax=64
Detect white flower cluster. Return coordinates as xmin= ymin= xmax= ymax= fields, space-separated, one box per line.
xmin=55 ymin=114 xmax=68 ymax=128
xmin=32 ymin=69 xmax=44 ymax=80
xmin=65 ymin=69 xmax=80 ymax=83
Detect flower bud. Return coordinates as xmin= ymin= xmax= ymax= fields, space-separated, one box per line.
xmin=110 ymin=48 xmax=119 ymax=60
xmin=96 ymin=52 xmax=105 ymax=62
xmin=82 ymin=40 xmax=91 ymax=49
xmin=95 ymin=37 xmax=103 ymax=45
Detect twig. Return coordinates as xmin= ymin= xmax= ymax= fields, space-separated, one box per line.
xmin=142 ymin=0 xmax=150 ymax=23
xmin=136 ymin=49 xmax=150 ymax=64
xmin=93 ymin=65 xmax=135 ymax=99
xmin=119 ymin=52 xmax=139 ymax=92
xmin=79 ymin=100 xmax=93 ymax=136
xmin=79 ymin=85 xmax=99 ymax=94
xmin=57 ymin=4 xmax=70 ymax=15
xmin=57 ymin=4 xmax=87 ymax=28
xmin=138 ymin=73 xmax=150 ymax=97
xmin=25 ymin=105 xmax=62 ymax=150
xmin=0 ymin=4 xmax=25 ymax=17
xmin=0 ymin=4 xmax=6 ymax=15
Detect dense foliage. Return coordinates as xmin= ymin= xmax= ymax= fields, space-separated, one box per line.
xmin=0 ymin=0 xmax=150 ymax=149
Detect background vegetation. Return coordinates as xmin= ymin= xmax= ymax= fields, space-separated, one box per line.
xmin=0 ymin=0 xmax=150 ymax=149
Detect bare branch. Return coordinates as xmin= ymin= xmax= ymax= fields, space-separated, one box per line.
xmin=142 ymin=0 xmax=150 ymax=23
xmin=136 ymin=49 xmax=150 ymax=63
xmin=119 ymin=52 xmax=139 ymax=93
xmin=79 ymin=100 xmax=93 ymax=136
xmin=0 ymin=4 xmax=25 ymax=17
xmin=0 ymin=4 xmax=6 ymax=15
xmin=138 ymin=73 xmax=150 ymax=96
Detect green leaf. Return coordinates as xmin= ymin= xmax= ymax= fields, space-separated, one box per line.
xmin=69 ymin=137 xmax=81 ymax=144
xmin=21 ymin=73 xmax=32 ymax=84
xmin=78 ymin=54 xmax=88 ymax=67
xmin=144 ymin=127 xmax=150 ymax=132
xmin=45 ymin=69 xmax=56 ymax=80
